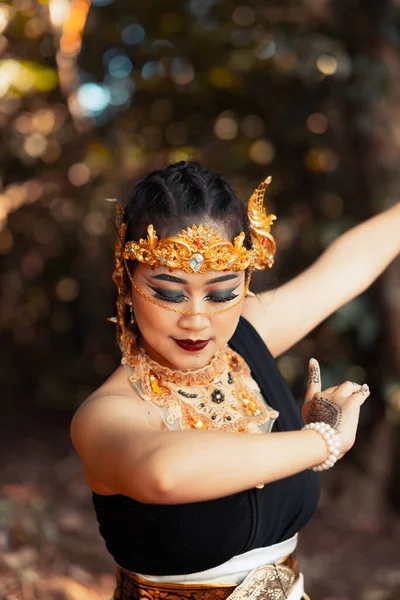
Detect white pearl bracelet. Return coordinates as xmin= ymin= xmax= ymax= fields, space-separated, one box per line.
xmin=302 ymin=422 xmax=341 ymax=471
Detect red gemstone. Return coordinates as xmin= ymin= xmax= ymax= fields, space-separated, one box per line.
xmin=194 ymin=239 xmax=203 ymax=248
xmin=169 ymin=269 xmax=173 ymax=273
xmin=262 ymin=239 xmax=269 ymax=247
xmin=151 ymin=265 xmax=156 ymax=271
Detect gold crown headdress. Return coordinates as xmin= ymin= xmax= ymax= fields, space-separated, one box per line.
xmin=118 ymin=176 xmax=276 ymax=274
xmin=110 ymin=177 xmax=276 ymax=346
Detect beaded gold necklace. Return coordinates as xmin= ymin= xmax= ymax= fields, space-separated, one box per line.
xmin=121 ymin=335 xmax=279 ymax=435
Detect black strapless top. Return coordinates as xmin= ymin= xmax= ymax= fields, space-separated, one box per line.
xmin=92 ymin=316 xmax=320 ymax=574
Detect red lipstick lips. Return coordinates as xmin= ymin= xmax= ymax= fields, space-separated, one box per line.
xmin=173 ymin=339 xmax=209 ymax=352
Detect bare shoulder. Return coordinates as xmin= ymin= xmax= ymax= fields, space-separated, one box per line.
xmin=70 ymin=365 xmax=165 ymax=495
xmin=71 ymin=364 xmax=164 ymax=440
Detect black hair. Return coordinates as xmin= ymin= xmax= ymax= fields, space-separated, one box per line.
xmin=123 ymin=159 xmax=251 ymax=248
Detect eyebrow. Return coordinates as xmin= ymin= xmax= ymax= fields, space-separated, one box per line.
xmin=150 ymin=273 xmax=240 ymax=284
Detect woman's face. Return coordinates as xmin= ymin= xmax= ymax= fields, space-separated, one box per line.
xmin=130 ymin=263 xmax=246 ymax=369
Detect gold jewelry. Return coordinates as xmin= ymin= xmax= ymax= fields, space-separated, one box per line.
xmin=123 ymin=224 xmax=253 ymax=273
xmin=129 ymin=303 xmax=135 ymax=324
xmin=119 ymin=177 xmax=276 ymax=274
xmin=248 ymin=176 xmax=277 ymax=270
xmin=121 ymin=332 xmax=279 ymax=434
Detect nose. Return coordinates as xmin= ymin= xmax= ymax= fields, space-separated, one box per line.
xmin=178 ymin=311 xmax=211 ymax=332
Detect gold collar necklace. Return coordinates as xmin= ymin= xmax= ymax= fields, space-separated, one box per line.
xmin=122 ymin=334 xmax=279 ymax=435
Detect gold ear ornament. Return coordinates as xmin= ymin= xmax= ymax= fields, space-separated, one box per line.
xmin=248 ymin=176 xmax=277 ymax=270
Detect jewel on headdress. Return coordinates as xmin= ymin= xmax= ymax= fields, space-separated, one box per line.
xmin=189 ymin=253 xmax=204 ymax=271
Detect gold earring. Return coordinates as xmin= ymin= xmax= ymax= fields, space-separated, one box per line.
xmin=129 ymin=303 xmax=136 ymax=325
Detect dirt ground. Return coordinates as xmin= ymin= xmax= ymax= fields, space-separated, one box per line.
xmin=1 ymin=410 xmax=399 ymax=600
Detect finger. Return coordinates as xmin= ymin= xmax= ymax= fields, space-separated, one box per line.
xmin=351 ymin=384 xmax=370 ymax=406
xmin=324 ymin=386 xmax=338 ymax=394
xmin=334 ymin=380 xmax=362 ymax=398
xmin=305 ymin=358 xmax=321 ymax=404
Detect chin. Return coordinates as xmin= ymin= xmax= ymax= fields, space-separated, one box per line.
xmin=168 ymin=344 xmax=217 ymax=370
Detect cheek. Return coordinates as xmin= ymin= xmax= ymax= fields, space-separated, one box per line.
xmin=213 ymin=308 xmax=241 ymax=341
xmin=134 ymin=298 xmax=174 ymax=334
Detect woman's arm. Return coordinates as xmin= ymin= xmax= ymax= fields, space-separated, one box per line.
xmin=242 ymin=202 xmax=400 ymax=358
xmin=140 ymin=428 xmax=327 ymax=503
xmin=72 ymin=396 xmax=327 ymax=504
xmin=71 ymin=362 xmax=368 ymax=505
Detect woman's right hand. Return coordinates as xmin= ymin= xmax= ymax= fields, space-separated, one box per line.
xmin=302 ymin=358 xmax=370 ymax=458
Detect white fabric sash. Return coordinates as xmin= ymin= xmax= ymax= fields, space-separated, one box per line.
xmin=135 ymin=533 xmax=299 ymax=585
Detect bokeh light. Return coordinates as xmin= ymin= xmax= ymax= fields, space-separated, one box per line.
xmin=214 ymin=115 xmax=238 ymax=140
xmin=68 ymin=163 xmax=91 ymax=186
xmin=24 ymin=133 xmax=47 ymax=158
xmin=107 ymin=55 xmax=133 ymax=79
xmin=49 ymin=0 xmax=70 ymax=29
xmin=256 ymin=39 xmax=276 ymax=60
xmin=0 ymin=5 xmax=12 ymax=36
xmin=232 ymin=6 xmax=255 ymax=27
xmin=56 ymin=277 xmax=80 ymax=302
xmin=83 ymin=210 xmax=108 ymax=235
xmin=141 ymin=60 xmax=165 ymax=80
xmin=316 ymin=54 xmax=338 ymax=75
xmin=304 ymin=148 xmax=339 ymax=172
xmin=307 ymin=113 xmax=329 ymax=134
xmin=249 ymin=139 xmax=275 ymax=165
xmin=121 ymin=23 xmax=146 ymax=45
xmin=77 ymin=82 xmax=111 ymax=115
xmin=170 ymin=58 xmax=195 ymax=85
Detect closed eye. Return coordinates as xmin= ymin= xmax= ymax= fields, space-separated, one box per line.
xmin=150 ymin=286 xmax=239 ymax=304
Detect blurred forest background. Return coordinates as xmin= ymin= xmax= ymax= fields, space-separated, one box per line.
xmin=1 ymin=0 xmax=400 ymax=598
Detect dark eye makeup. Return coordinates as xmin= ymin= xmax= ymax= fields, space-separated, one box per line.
xmin=149 ymin=286 xmax=240 ymax=305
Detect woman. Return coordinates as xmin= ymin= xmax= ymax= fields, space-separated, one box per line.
xmin=71 ymin=159 xmax=399 ymax=599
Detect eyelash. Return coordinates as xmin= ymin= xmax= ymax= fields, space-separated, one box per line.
xmin=153 ymin=292 xmax=239 ymax=304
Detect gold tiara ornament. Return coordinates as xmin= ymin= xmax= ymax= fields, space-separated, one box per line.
xmin=122 ymin=224 xmax=253 ymax=273
xmin=118 ymin=176 xmax=276 ymax=274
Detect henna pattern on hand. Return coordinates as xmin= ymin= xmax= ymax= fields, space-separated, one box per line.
xmin=356 ymin=387 xmax=368 ymax=397
xmin=308 ymin=366 xmax=320 ymax=385
xmin=307 ymin=396 xmax=343 ymax=432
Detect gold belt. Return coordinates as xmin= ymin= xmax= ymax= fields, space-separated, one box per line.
xmin=114 ymin=552 xmax=310 ymax=600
